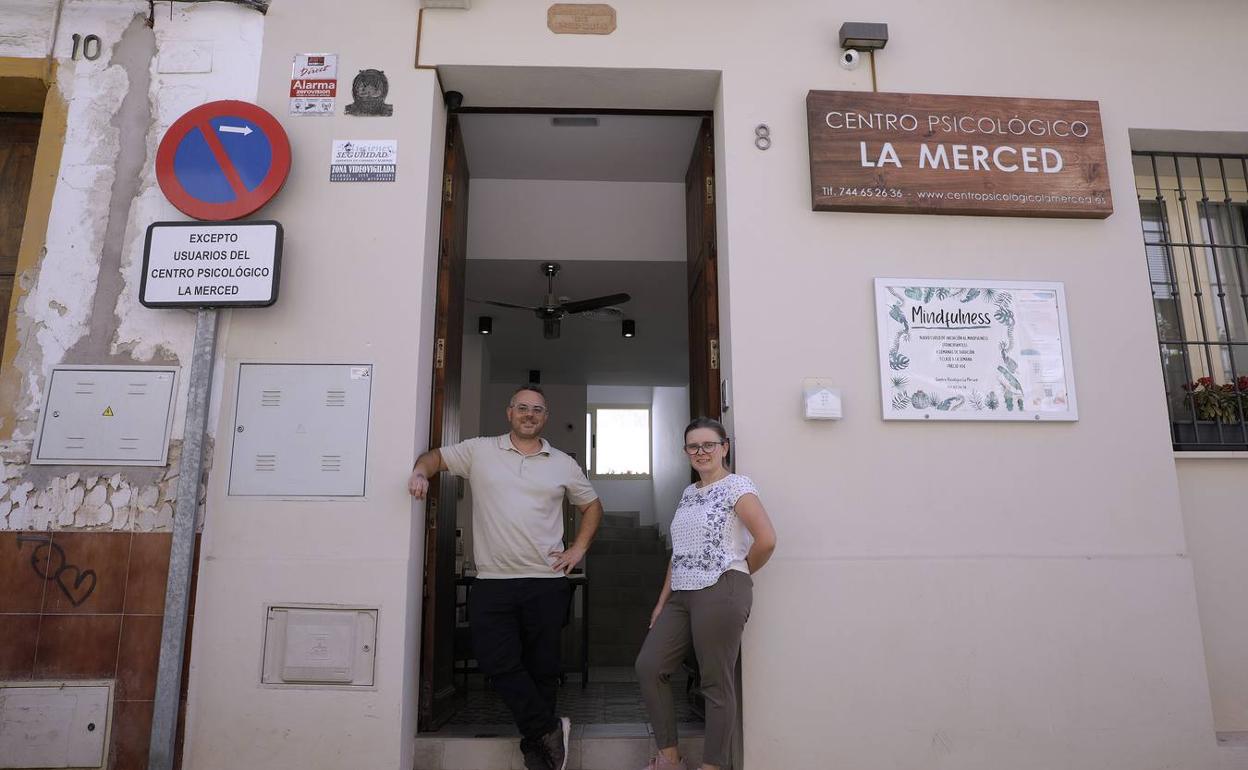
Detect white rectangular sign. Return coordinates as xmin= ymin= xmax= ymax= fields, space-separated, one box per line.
xmin=875 ymin=278 xmax=1078 ymax=421
xmin=141 ymin=221 xmax=282 ymax=308
xmin=330 ymin=140 xmax=397 ymax=182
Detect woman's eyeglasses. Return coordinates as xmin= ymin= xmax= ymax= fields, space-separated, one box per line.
xmin=683 ymin=441 xmax=725 ymax=455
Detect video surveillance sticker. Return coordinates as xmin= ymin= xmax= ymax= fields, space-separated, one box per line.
xmin=329 ymin=140 xmax=397 ymax=182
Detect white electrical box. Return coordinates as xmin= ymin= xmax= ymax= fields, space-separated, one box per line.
xmin=261 ymin=606 xmax=377 ymax=687
xmin=803 ymin=378 xmax=843 ymax=420
xmin=0 ymin=681 xmax=111 ymax=769
xmin=32 ymin=366 xmax=179 ymax=466
xmin=228 ymin=363 xmax=373 ymax=496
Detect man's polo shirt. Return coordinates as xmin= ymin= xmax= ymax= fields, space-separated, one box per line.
xmin=441 ymin=435 xmax=598 ymax=579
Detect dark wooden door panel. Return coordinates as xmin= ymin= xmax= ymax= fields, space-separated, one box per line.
xmin=0 ymin=115 xmax=41 ymax=356
xmin=685 ymin=118 xmax=719 ymax=422
xmin=419 ymin=114 xmax=469 ymax=732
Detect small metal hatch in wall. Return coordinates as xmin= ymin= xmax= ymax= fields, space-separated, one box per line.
xmin=0 ymin=681 xmax=112 ymax=768
xmin=228 ymin=363 xmax=373 ymax=496
xmin=31 ymin=366 xmax=179 ymax=466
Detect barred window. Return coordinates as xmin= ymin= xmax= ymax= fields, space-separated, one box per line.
xmin=1134 ymin=152 xmax=1248 ymax=450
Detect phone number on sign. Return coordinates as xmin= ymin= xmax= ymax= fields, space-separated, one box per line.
xmin=819 ymin=186 xmax=904 ymax=198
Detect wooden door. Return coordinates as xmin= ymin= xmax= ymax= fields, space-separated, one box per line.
xmin=419 ymin=114 xmax=470 ymax=731
xmin=685 ymin=118 xmax=720 ymax=421
xmin=0 ymin=115 xmax=41 ymax=355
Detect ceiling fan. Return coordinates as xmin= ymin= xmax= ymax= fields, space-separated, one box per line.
xmin=470 ymin=262 xmax=631 ymax=339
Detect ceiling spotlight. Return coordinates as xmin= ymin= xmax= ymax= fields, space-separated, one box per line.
xmin=622 ymin=319 xmax=636 ymax=338
xmin=478 ymin=315 xmax=492 ymax=335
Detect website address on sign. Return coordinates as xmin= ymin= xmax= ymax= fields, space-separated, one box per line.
xmin=821 ymin=187 xmax=1106 ymax=206
xmin=916 ymin=190 xmax=1107 ymax=205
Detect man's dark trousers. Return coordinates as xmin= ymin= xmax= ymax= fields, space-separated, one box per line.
xmin=469 ymin=576 xmax=571 ymax=740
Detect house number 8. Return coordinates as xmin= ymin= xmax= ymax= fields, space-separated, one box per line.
xmin=754 ymin=124 xmax=771 ymax=151
xmin=70 ymin=34 xmax=102 ymax=61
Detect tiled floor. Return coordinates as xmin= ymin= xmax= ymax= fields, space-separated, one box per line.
xmin=444 ymin=667 xmax=702 ymax=730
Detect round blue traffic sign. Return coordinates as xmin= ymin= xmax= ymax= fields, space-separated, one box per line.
xmin=156 ymin=100 xmax=291 ymax=221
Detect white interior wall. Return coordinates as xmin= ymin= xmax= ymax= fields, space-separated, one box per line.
xmin=651 ymin=385 xmax=690 ymax=536
xmin=466 ymin=179 xmax=686 ymax=262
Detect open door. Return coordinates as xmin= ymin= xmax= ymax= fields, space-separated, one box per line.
xmin=419 ymin=113 xmax=470 ymax=731
xmin=686 ymin=118 xmax=720 ymax=421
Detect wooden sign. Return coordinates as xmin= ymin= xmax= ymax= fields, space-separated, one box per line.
xmin=548 ymin=4 xmax=616 ymax=35
xmin=807 ymin=91 xmax=1112 ymax=218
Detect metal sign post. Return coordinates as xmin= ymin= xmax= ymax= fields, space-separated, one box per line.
xmin=146 ymin=97 xmax=287 ymax=770
xmin=147 ymin=307 xmax=217 ymax=770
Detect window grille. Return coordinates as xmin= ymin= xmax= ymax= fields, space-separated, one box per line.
xmin=1134 ymin=151 xmax=1248 ymax=450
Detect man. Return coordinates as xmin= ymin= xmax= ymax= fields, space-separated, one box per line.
xmin=409 ymin=384 xmax=602 ymax=770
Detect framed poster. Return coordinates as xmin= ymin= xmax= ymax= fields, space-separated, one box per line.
xmin=875 ymin=278 xmax=1078 ymax=421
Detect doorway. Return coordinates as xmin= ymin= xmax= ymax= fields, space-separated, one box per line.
xmin=418 ymin=107 xmax=722 ymax=736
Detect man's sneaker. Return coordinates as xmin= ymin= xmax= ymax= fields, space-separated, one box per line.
xmin=520 ymin=736 xmax=550 ymax=770
xmin=538 ymin=716 xmax=571 ymax=770
xmin=642 ymin=753 xmax=688 ymax=770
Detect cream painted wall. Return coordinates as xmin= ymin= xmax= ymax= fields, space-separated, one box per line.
xmin=412 ymin=1 xmax=1246 ymax=767
xmin=184 ymin=3 xmax=445 ymax=770
xmin=467 ymin=179 xmax=686 ymax=262
xmin=168 ymin=1 xmax=1248 ymax=769
xmin=1177 ymin=457 xmax=1248 ymax=732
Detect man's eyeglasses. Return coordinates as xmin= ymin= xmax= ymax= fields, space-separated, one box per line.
xmin=683 ymin=441 xmax=725 ymax=455
xmin=511 ymin=403 xmax=547 ymax=415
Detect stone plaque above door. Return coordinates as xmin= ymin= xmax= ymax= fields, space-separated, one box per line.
xmin=548 ymin=4 xmax=617 ymax=35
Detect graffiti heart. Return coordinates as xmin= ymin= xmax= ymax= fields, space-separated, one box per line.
xmin=16 ymin=533 xmax=99 ymax=608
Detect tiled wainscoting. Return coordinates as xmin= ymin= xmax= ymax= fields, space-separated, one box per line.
xmin=0 ymin=530 xmax=198 ymax=769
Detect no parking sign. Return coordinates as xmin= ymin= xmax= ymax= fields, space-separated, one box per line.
xmin=155 ymin=100 xmax=291 ymax=221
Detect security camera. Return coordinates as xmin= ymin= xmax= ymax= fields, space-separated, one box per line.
xmin=444 ymin=90 xmax=464 ymax=111
xmin=840 ymin=49 xmax=861 ymax=70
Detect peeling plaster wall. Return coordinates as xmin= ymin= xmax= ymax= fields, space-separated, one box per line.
xmin=0 ymin=1 xmax=264 ymax=532
xmin=0 ymin=0 xmax=58 ymax=58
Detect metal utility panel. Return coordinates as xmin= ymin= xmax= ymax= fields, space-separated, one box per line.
xmin=229 ymin=363 xmax=373 ymax=496
xmin=32 ymin=366 xmax=179 ymax=466
xmin=0 ymin=682 xmax=111 ymax=769
xmin=261 ymin=606 xmax=378 ymax=687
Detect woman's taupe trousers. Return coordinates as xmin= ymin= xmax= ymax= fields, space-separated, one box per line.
xmin=635 ymin=570 xmax=753 ymax=768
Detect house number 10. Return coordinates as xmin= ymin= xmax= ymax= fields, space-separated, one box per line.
xmin=70 ymin=34 xmax=102 ymax=61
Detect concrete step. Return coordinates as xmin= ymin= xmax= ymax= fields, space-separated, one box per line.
xmin=414 ymin=725 xmax=704 ymax=770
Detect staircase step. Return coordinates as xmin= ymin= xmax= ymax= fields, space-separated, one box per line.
xmin=601 ymin=513 xmax=639 ymax=528
xmin=414 ymin=729 xmax=704 ymax=770
xmin=594 ymin=526 xmax=660 ymax=542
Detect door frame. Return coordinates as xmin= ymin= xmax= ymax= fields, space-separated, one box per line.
xmin=416 ymin=104 xmax=723 ymax=731
xmin=0 ymin=58 xmax=67 ymax=437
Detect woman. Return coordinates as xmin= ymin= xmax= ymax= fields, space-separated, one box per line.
xmin=635 ymin=417 xmax=777 ymax=770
